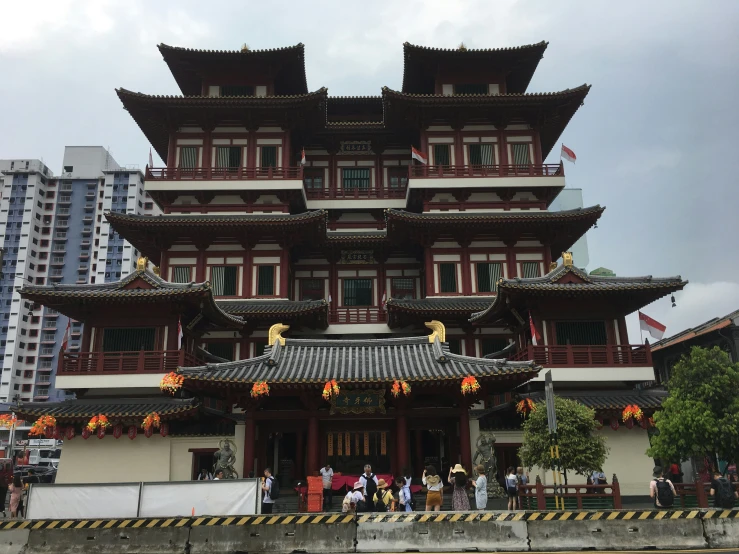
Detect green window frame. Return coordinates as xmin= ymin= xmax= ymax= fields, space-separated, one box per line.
xmin=342 ymin=168 xmax=370 ymax=190
xmin=210 ymin=266 xmax=238 ymax=296
xmin=260 ymin=146 xmax=277 ymax=168
xmin=433 ymin=144 xmax=451 ymax=166
xmin=439 ymin=263 xmax=457 ymax=293
xmin=343 ymin=279 xmax=372 ymax=306
xmin=257 ymin=265 xmax=275 ymax=296
xmin=476 ymin=262 xmax=502 ymax=293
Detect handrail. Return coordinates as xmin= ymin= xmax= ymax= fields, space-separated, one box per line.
xmin=519 ymin=479 xmax=622 ymax=510
xmin=509 ymin=344 xmax=652 ymax=367
xmin=146 ymin=167 xmax=303 ymax=180
xmin=329 ymin=308 xmax=387 ymax=325
xmin=409 ymin=163 xmax=563 ymax=178
xmin=59 ymin=350 xmax=202 ymax=375
xmin=305 ymin=187 xmax=407 ymax=200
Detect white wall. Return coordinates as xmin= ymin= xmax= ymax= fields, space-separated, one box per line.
xmin=61 ymin=146 xmax=120 ymax=178
xmin=598 ymin=427 xmax=653 ymax=496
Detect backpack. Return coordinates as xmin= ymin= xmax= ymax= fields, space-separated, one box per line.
xmin=364 ymin=474 xmax=377 ymax=497
xmin=342 ymin=492 xmax=354 ymax=513
xmin=374 ymin=490 xmax=391 ymax=512
xmin=268 ymin=476 xmax=280 ymax=500
xmin=654 ymin=478 xmax=674 ymax=508
xmin=715 ymin=477 xmax=735 ymax=509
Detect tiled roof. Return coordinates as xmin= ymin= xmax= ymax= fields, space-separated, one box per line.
xmin=106 ymin=210 xmax=326 ymax=228
xmin=217 ymin=299 xmax=328 ymax=317
xmin=470 ymin=265 xmax=687 ymax=323
xmin=180 ymin=335 xmax=538 ymax=386
xmin=386 ymin=206 xmax=603 ymax=224
xmin=650 ymin=309 xmax=739 ymax=352
xmin=116 ymin=88 xmax=326 ymax=104
xmin=15 ymin=397 xmax=199 ymax=422
xmin=524 ymin=389 xmax=667 ymax=411
xmin=386 ymin=297 xmax=493 ymax=314
xmin=325 ymin=231 xmax=388 ymax=244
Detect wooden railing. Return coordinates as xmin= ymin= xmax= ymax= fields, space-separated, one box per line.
xmin=305 ymin=186 xmax=407 ymax=200
xmin=409 ymin=163 xmax=563 ymax=179
xmin=510 ymin=344 xmax=652 ymax=367
xmin=519 ymin=477 xmax=622 ymax=510
xmin=59 ymin=350 xmax=201 ymax=375
xmin=329 ymin=308 xmax=387 ymax=325
xmin=146 ymin=167 xmax=303 ymax=180
xmin=673 ymin=482 xmax=711 ymax=508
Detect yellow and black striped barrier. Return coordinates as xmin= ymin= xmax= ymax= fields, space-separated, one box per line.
xmin=190 ymin=513 xmax=355 ymax=526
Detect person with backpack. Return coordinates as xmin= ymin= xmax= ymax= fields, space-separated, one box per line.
xmin=649 ymin=466 xmax=676 ymax=509
xmin=359 ymin=464 xmax=378 ymax=512
xmin=261 ymin=467 xmax=279 ymax=514
xmin=342 ymin=481 xmax=364 ymax=513
xmin=710 ymin=469 xmax=738 ymax=509
xmin=372 ymin=479 xmax=394 ymax=512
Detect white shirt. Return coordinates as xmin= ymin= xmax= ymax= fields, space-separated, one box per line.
xmin=359 ymin=473 xmax=378 ymax=494
xmin=263 ymin=476 xmax=274 ymax=503
xmin=320 ymin=467 xmax=334 ymax=488
xmin=213 ymin=477 xmax=220 ymax=480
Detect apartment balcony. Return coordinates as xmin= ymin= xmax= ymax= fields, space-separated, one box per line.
xmin=408 ymin=163 xmax=565 ymax=194
xmin=81 ymin=227 xmax=92 ymax=235
xmin=58 ymin=349 xmax=201 ymax=376
xmin=85 ymin=192 xmax=95 ymax=200
xmin=58 ymin=196 xmax=72 ymax=205
xmin=57 ymin=208 xmax=70 ymax=216
xmin=328 ymin=308 xmax=387 ymax=325
xmin=144 ymin=167 xmax=305 ymax=194
xmin=49 ymin=270 xmax=64 ymax=277
xmin=50 ymin=258 xmax=65 ymax=266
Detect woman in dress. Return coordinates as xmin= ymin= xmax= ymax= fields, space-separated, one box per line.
xmin=448 ymin=464 xmax=470 ymax=511
xmin=422 ymin=465 xmax=443 ymax=511
xmin=472 ymin=464 xmax=488 ymax=510
xmin=8 ymin=475 xmax=22 ymax=518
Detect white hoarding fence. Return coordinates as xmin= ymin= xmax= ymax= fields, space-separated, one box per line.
xmin=26 ymin=479 xmax=261 ymax=520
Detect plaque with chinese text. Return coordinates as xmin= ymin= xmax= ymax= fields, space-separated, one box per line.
xmin=339 ymin=250 xmax=375 ymax=265
xmin=330 ymin=389 xmax=386 ymax=415
xmin=339 ymin=141 xmax=372 ymax=155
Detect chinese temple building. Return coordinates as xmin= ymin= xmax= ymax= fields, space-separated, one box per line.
xmin=16 ymin=41 xmax=686 ymax=497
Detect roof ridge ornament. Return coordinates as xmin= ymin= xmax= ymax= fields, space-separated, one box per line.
xmin=425 ymin=320 xmax=446 ymax=343
xmin=562 ymin=252 xmax=573 ymax=267
xmin=268 ymin=323 xmax=290 ymax=346
xmin=136 ymin=256 xmax=149 ymax=271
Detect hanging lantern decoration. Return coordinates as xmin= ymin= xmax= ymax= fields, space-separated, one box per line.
xmin=128 ymin=426 xmax=137 ymax=440
xmin=610 ymin=418 xmax=619 ymax=431
xmin=625 ymin=417 xmax=634 ymax=429
xmin=53 ymin=426 xmax=61 ymax=440
xmin=44 ymin=426 xmax=54 ymax=439
xmin=322 ymin=379 xmax=340 ymax=401
xmin=639 ymin=417 xmax=648 ymax=429
xmin=29 ymin=415 xmax=56 ymax=437
xmin=113 ymin=424 xmax=123 ymax=439
xmin=97 ymin=426 xmax=106 ymax=439
xmin=390 ymin=380 xmax=411 ymax=398
xmin=516 ymin=398 xmax=536 ymax=417
xmin=82 ymin=426 xmax=91 ymax=440
xmin=159 ymin=372 xmax=184 ymax=395
xmin=160 ymin=422 xmax=169 ymax=438
xmin=621 ymin=404 xmax=644 ymax=423
xmin=461 ymin=376 xmax=481 ymax=396
xmin=142 ymin=412 xmax=161 ymax=432
xmin=144 ymin=427 xmax=153 ymax=438
xmin=65 ymin=426 xmax=75 ymax=440
xmin=250 ymin=381 xmax=270 ymax=398
xmin=0 ymin=414 xmax=17 ymax=429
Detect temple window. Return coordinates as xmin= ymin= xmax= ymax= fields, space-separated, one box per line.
xmin=303 ymin=169 xmax=324 ymax=190
xmin=391 ymin=277 xmax=415 ymax=300
xmin=439 ymin=263 xmax=457 ymax=293
xmin=178 ymin=147 xmax=197 ymax=169
xmin=256 ymin=265 xmax=275 ymax=296
xmin=509 ymin=142 xmax=532 ymax=167
xmin=555 ymin=321 xmax=607 ymax=346
xmin=210 ymin=266 xmax=238 ymax=296
xmin=300 ymin=278 xmax=324 ymax=301
xmin=480 ymin=338 xmax=509 ymax=357
xmin=342 ymin=168 xmax=370 ymax=191
xmin=343 ymin=279 xmax=372 ymax=306
xmin=205 ymin=342 xmax=234 ymax=361
xmin=260 ymin=146 xmax=278 ymax=168
xmin=520 ymin=262 xmax=541 ymax=278
xmin=171 ymin=266 xmax=192 ymax=283
xmin=387 ymin=167 xmax=408 ymax=189
xmin=468 ymin=144 xmax=495 ymax=166
xmin=102 ymin=327 xmax=156 ymax=352
xmin=453 ymin=84 xmax=488 ymax=95
xmin=220 ymin=85 xmax=255 ymax=97
xmin=476 ymin=262 xmax=502 ymax=293
xmin=215 ymin=147 xmax=241 ymax=169
xmin=433 ymin=144 xmax=451 ymax=166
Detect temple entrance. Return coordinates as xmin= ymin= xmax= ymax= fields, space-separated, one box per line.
xmin=416 ymin=429 xmax=451 ymax=476
xmin=324 ymin=430 xmax=390 ymax=473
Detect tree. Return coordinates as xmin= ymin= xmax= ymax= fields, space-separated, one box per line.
xmin=519 ymin=396 xmax=608 ymax=479
xmin=647 ymin=346 xmax=739 ymax=464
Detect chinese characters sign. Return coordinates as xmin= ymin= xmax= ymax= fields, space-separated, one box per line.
xmin=339 ymin=141 xmax=372 ymax=155
xmin=330 ymin=389 xmax=386 ymax=415
xmin=339 ymin=250 xmax=374 ymax=265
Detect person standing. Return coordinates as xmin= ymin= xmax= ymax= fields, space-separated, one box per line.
xmin=8 ymin=475 xmax=21 ymax=519
xmin=448 ymin=464 xmax=470 ymax=511
xmin=197 ymin=469 xmax=212 ymax=481
xmin=213 ymin=469 xmax=225 ymax=480
xmin=710 ymin=469 xmax=738 ymax=509
xmin=505 ymin=467 xmax=518 ymax=511
xmin=669 ymin=462 xmax=683 ymax=484
xmin=342 ymin=481 xmax=364 ymax=513
xmin=262 ymin=468 xmax=276 ymax=514
xmin=649 ymin=466 xmax=675 ymax=508
xmin=472 ymin=464 xmax=488 ymax=510
xmin=396 ymin=477 xmax=412 ymax=512
xmin=373 ymin=479 xmax=394 ymax=512
xmin=516 ymin=467 xmax=529 ymax=509
xmin=422 ymin=466 xmax=443 ymax=511
xmin=359 ymin=464 xmax=378 ymax=512
xmin=320 ymin=462 xmax=334 ymax=509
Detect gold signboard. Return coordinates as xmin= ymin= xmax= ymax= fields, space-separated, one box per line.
xmin=330 ymin=389 xmax=386 ymax=415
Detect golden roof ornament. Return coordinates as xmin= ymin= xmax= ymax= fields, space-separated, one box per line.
xmin=268 ymin=323 xmax=290 ymax=346
xmin=425 ymin=320 xmax=446 ymax=343
xmin=562 ymin=252 xmax=573 ymax=267
xmin=152 ymin=265 xmax=161 ymax=277
xmin=136 ymin=256 xmax=149 ymax=271
xmin=458 ymin=42 xmax=468 ymax=51
xmin=549 ymin=262 xmax=558 ymax=272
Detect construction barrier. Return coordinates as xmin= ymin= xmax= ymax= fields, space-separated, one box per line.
xmin=1 ymin=509 xmax=739 ymax=553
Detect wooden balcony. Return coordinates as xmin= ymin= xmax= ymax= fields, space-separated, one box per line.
xmin=329 ymin=308 xmax=387 ymax=325
xmin=146 ymin=167 xmax=303 ymax=181
xmin=59 ymin=350 xmax=202 ymax=376
xmin=305 ymin=186 xmax=407 ymax=200
xmin=509 ymin=344 xmax=652 ymax=367
xmin=409 ymin=163 xmax=563 ymax=179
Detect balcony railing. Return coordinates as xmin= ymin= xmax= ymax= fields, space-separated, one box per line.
xmin=409 ymin=163 xmax=564 ymax=179
xmin=509 ymin=344 xmax=652 ymax=367
xmin=59 ymin=349 xmax=202 ymax=375
xmin=146 ymin=167 xmax=303 ymax=181
xmin=305 ymin=186 xmax=407 ymax=200
xmin=329 ymin=308 xmax=387 ymax=325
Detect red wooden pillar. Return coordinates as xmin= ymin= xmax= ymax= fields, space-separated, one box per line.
xmin=166 ymin=132 xmax=176 ymax=168
xmin=617 ymin=317 xmax=629 ymax=345
xmin=396 ymin=412 xmax=409 ymax=472
xmin=195 ymin=247 xmax=206 ymax=283
xmin=243 ymin=415 xmax=256 ymax=477
xmin=424 ymin=246 xmax=434 ymax=296
xmin=203 ymin=130 xmax=212 ymax=170
xmin=307 ymin=414 xmax=320 ymax=476
xmin=459 ymin=405 xmax=472 ymax=470
xmin=460 ymin=244 xmax=471 ymax=295
xmin=81 ymin=323 xmax=93 ymax=351
xmin=505 ymin=244 xmax=517 ymax=278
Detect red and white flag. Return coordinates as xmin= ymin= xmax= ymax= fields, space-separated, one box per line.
xmin=381 ymin=290 xmax=387 ymax=309
xmin=300 ymin=148 xmax=306 ymax=166
xmin=148 ymin=148 xmax=154 ymax=168
xmin=560 ymin=144 xmax=576 ymax=164
xmin=411 ymin=146 xmax=428 ymax=165
xmin=638 ymin=311 xmax=666 ymax=340
xmin=177 ymin=316 xmax=184 ymax=350
xmin=528 ymin=311 xmax=542 ymax=346
xmin=61 ymin=319 xmax=71 ymax=352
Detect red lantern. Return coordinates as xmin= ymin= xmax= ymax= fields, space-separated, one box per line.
xmin=159 ymin=422 xmax=169 ymax=438
xmin=44 ymin=426 xmax=54 ymax=439
xmin=82 ymin=427 xmax=91 ymax=440
xmin=113 ymin=424 xmax=123 ymax=439
xmin=53 ymin=426 xmax=61 ymax=440
xmin=639 ymin=418 xmax=648 ymax=429
xmin=610 ymin=418 xmax=619 ymax=431
xmin=128 ymin=426 xmax=137 ymax=440
xmin=65 ymin=427 xmax=75 ymax=440
xmin=144 ymin=427 xmax=153 ymax=438
xmin=625 ymin=418 xmax=634 ymax=430
xmin=97 ymin=426 xmax=106 ymax=439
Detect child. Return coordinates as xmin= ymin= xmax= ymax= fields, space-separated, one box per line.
xmin=472 ymin=464 xmax=488 ymax=510
xmin=396 ymin=476 xmax=412 ymax=512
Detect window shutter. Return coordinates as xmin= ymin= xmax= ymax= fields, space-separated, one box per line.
xmin=555 ymin=322 xmax=607 ymax=346
xmin=261 ymin=146 xmax=277 ymax=168
xmin=342 ymin=168 xmax=370 ymax=190
xmin=102 ymin=328 xmax=156 ymax=352
xmin=179 ymin=147 xmax=197 ymax=169
xmin=511 ymin=144 xmax=531 ymax=166
xmin=171 ymin=266 xmax=191 ymax=284
xmin=257 ymin=266 xmax=275 ymax=296
xmin=434 ymin=145 xmax=451 ymax=166
xmin=343 ymin=279 xmax=372 ymax=306
xmin=477 ymin=263 xmax=502 ymax=292
xmin=521 ymin=262 xmax=540 ymax=278
xmin=439 ymin=263 xmax=457 ymax=293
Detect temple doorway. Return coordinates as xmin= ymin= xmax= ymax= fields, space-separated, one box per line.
xmin=324 ymin=430 xmax=390 ymax=473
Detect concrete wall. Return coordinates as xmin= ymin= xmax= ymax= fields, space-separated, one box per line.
xmin=598 ymin=427 xmax=653 ymax=496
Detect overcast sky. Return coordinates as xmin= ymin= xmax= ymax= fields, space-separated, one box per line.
xmin=1 ymin=0 xmax=738 ymax=342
